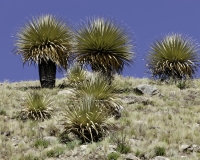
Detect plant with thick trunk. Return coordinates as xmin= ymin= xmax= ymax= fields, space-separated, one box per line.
xmin=14 ymin=14 xmax=73 ymax=88
xmin=146 ymin=33 xmax=200 ymax=81
xmin=74 ymin=17 xmax=134 ymax=83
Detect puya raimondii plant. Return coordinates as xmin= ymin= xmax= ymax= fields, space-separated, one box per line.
xmin=61 ymin=96 xmax=116 ymax=143
xmin=14 ymin=14 xmax=73 ymax=88
xmin=146 ymin=33 xmax=200 ymax=81
xmin=73 ymin=72 xmax=121 ymax=115
xmin=67 ymin=63 xmax=87 ymax=87
xmin=21 ymin=91 xmax=53 ymax=121
xmin=74 ymin=17 xmax=135 ymax=83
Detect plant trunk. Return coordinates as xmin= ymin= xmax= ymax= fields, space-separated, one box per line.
xmin=38 ymin=59 xmax=56 ymax=88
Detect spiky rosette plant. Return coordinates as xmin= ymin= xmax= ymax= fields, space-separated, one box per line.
xmin=146 ymin=33 xmax=200 ymax=81
xmin=21 ymin=91 xmax=53 ymax=121
xmin=74 ymin=17 xmax=134 ymax=82
xmin=14 ymin=14 xmax=73 ymax=88
xmin=62 ymin=96 xmax=115 ymax=143
xmin=74 ymin=73 xmax=120 ymax=115
xmin=67 ymin=63 xmax=86 ymax=87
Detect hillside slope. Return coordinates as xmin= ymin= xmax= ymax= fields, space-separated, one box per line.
xmin=1 ymin=76 xmax=200 ymax=160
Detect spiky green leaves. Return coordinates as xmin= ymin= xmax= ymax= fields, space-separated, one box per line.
xmin=62 ymin=73 xmax=119 ymax=143
xmin=74 ymin=17 xmax=134 ymax=76
xmin=146 ymin=33 xmax=200 ymax=80
xmin=67 ymin=63 xmax=86 ymax=86
xmin=15 ymin=14 xmax=73 ymax=69
xmin=62 ymin=97 xmax=115 ymax=143
xmin=21 ymin=91 xmax=53 ymax=121
xmin=74 ymin=73 xmax=120 ymax=113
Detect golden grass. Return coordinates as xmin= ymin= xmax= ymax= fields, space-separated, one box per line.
xmin=1 ymin=76 xmax=200 ymax=159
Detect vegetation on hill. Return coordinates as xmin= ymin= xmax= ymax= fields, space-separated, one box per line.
xmin=74 ymin=17 xmax=134 ymax=82
xmin=8 ymin=14 xmax=200 ymax=160
xmin=146 ymin=33 xmax=200 ymax=81
xmin=1 ymin=74 xmax=200 ymax=159
xmin=14 ymin=14 xmax=73 ymax=88
xmin=14 ymin=15 xmax=135 ymax=88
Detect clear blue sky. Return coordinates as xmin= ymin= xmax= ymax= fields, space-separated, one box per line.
xmin=1 ymin=0 xmax=200 ymax=82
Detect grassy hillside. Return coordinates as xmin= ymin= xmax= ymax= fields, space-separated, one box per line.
xmin=1 ymin=76 xmax=200 ymax=160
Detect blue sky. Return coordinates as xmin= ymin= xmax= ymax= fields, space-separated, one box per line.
xmin=1 ymin=0 xmax=200 ymax=82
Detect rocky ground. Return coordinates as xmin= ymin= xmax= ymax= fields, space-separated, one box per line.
xmin=1 ymin=77 xmax=200 ymax=160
